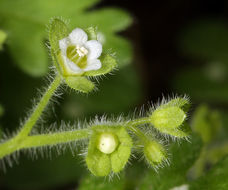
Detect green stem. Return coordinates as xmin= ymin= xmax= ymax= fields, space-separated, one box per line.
xmin=124 ymin=117 xmax=150 ymax=143
xmin=18 ymin=75 xmax=62 ymax=138
xmin=126 ymin=117 xmax=150 ymax=126
xmin=0 ymin=75 xmax=62 ymax=159
xmin=21 ymin=129 xmax=90 ymax=148
xmin=0 ymin=129 xmax=90 ymax=158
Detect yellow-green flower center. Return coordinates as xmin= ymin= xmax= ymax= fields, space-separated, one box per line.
xmin=66 ymin=45 xmax=88 ymax=69
xmin=97 ymin=133 xmax=119 ymax=154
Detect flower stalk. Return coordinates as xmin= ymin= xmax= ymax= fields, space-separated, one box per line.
xmin=18 ymin=75 xmax=62 ymax=139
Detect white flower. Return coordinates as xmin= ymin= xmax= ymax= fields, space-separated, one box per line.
xmin=59 ymin=28 xmax=102 ymax=75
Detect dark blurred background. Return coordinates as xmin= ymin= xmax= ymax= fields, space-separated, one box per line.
xmin=101 ymin=0 xmax=228 ymax=100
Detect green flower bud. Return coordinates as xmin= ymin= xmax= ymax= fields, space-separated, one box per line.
xmin=150 ymin=106 xmax=186 ymax=129
xmin=86 ymin=125 xmax=132 ymax=176
xmin=144 ymin=140 xmax=167 ymax=167
xmin=149 ymin=97 xmax=190 ymax=137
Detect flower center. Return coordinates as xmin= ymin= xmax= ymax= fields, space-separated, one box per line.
xmin=97 ymin=133 xmax=119 ymax=154
xmin=66 ymin=45 xmax=88 ymax=69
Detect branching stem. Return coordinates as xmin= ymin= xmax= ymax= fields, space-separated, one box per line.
xmin=0 ymin=129 xmax=90 ymax=158
xmin=0 ymin=95 xmax=152 ymax=159
xmin=124 ymin=117 xmax=151 ymax=143
xmin=0 ymin=75 xmax=62 ymax=159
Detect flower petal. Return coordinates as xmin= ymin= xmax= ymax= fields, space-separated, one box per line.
xmin=69 ymin=28 xmax=88 ymax=45
xmin=85 ymin=40 xmax=102 ymax=60
xmin=84 ymin=59 xmax=101 ymax=71
xmin=67 ymin=60 xmax=83 ymax=73
xmin=59 ymin=37 xmax=69 ymax=54
xmin=61 ymin=55 xmax=83 ymax=74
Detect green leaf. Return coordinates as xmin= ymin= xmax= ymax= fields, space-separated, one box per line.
xmin=190 ymin=156 xmax=228 ymax=190
xmin=0 ymin=0 xmax=132 ymax=76
xmin=65 ymin=76 xmax=95 ymax=93
xmin=138 ymin=135 xmax=202 ymax=190
xmin=85 ymin=53 xmax=117 ymax=76
xmin=78 ymin=174 xmax=125 ymax=190
xmin=0 ymin=29 xmax=7 ymax=50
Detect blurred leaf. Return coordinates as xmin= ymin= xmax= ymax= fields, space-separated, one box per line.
xmin=78 ymin=174 xmax=125 ymax=190
xmin=0 ymin=0 xmax=132 ymax=76
xmin=189 ymin=107 xmax=227 ymax=178
xmin=0 ymin=29 xmax=6 ymax=50
xmin=192 ymin=104 xmax=221 ymax=144
xmin=0 ymin=104 xmax=3 ymax=138
xmin=0 ymin=104 xmax=3 ymax=117
xmin=190 ymin=156 xmax=228 ymax=190
xmin=179 ymin=20 xmax=228 ymax=62
xmin=138 ymin=135 xmax=202 ymax=190
xmin=175 ymin=20 xmax=228 ymax=103
xmin=172 ymin=67 xmax=228 ymax=103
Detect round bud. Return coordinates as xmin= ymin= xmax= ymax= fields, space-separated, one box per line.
xmin=144 ymin=141 xmax=166 ymax=166
xmin=97 ymin=133 xmax=119 ymax=154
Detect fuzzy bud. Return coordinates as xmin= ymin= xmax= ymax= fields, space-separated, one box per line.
xmin=86 ymin=125 xmax=132 ymax=176
xmin=149 ymin=97 xmax=190 ymax=137
xmin=144 ymin=140 xmax=167 ymax=166
xmin=150 ymin=106 xmax=186 ymax=129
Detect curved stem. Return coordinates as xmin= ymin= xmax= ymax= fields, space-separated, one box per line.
xmin=18 ymin=75 xmax=62 ymax=138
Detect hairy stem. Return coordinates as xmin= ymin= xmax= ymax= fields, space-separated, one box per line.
xmin=0 ymin=115 xmax=151 ymax=159
xmin=21 ymin=129 xmax=90 ymax=148
xmin=124 ymin=117 xmax=151 ymax=143
xmin=126 ymin=117 xmax=150 ymax=126
xmin=18 ymin=75 xmax=62 ymax=138
xmin=0 ymin=75 xmax=62 ymax=159
xmin=0 ymin=129 xmax=90 ymax=158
